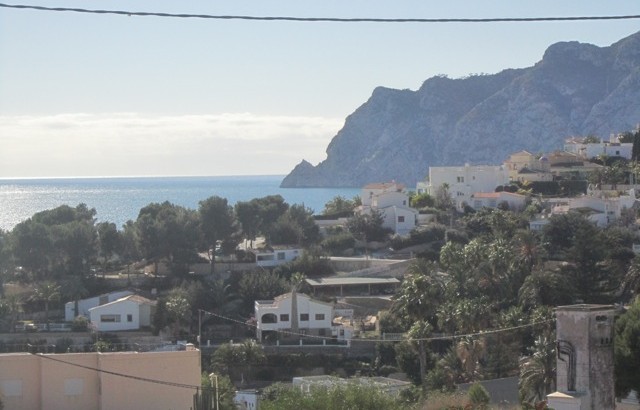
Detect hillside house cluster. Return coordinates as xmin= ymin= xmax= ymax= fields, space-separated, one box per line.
xmin=505 ymin=150 xmax=603 ymax=183
xmin=530 ymin=189 xmax=637 ymax=230
xmin=416 ymin=143 xmax=636 ymax=223
xmin=564 ymin=134 xmax=633 ymax=160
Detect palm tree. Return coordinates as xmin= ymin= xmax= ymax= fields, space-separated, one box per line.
xmin=289 ymin=272 xmax=306 ymax=337
xmin=407 ymin=320 xmax=433 ymax=386
xmin=32 ymin=281 xmax=61 ymax=331
xmin=0 ymin=294 xmax=23 ymax=333
xmin=519 ymin=334 xmax=556 ymax=405
xmin=392 ymin=259 xmax=446 ymax=329
xmin=61 ymin=276 xmax=89 ymax=319
xmin=456 ymin=337 xmax=486 ymax=381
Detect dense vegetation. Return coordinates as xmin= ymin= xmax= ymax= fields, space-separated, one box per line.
xmin=3 ymin=158 xmax=640 ymax=408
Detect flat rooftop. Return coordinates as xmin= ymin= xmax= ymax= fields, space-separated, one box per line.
xmin=305 ymin=277 xmax=400 ymax=287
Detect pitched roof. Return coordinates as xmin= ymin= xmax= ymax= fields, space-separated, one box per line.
xmin=88 ymin=294 xmax=156 ymax=311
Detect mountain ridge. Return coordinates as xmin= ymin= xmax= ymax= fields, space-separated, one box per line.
xmin=281 ymin=31 xmax=640 ymax=188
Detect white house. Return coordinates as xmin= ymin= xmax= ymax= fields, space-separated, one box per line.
xmin=65 ymin=290 xmax=134 ymax=322
xmin=551 ymin=189 xmax=637 ymax=227
xmin=255 ymin=292 xmax=350 ymax=341
xmin=361 ymin=182 xmax=406 ymax=207
xmin=470 ymin=191 xmax=528 ymax=211
xmin=426 ymin=164 xmax=510 ymax=211
xmin=254 ymin=247 xmax=302 ymax=267
xmin=564 ymin=135 xmax=633 ymax=160
xmin=358 ymin=182 xmax=417 ymax=235
xmin=88 ymin=295 xmax=156 ymax=332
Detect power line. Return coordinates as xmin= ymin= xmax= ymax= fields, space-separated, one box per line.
xmin=1 ymin=3 xmax=640 ymax=24
xmin=201 ymin=308 xmax=553 ymax=343
xmin=33 ymin=352 xmax=204 ymax=391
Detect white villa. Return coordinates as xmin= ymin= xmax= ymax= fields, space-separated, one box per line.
xmin=564 ymin=135 xmax=633 ymax=160
xmin=88 ymin=294 xmax=156 ymax=332
xmin=65 ymin=290 xmax=134 ymax=321
xmin=550 ymin=189 xmax=637 ymax=227
xmin=358 ymin=182 xmax=417 ymax=235
xmin=254 ymin=292 xmax=352 ymax=342
xmin=424 ymin=164 xmax=510 ymax=211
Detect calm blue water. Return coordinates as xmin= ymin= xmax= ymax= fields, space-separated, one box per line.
xmin=0 ymin=176 xmax=360 ymax=232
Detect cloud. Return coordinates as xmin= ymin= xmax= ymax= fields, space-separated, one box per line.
xmin=0 ymin=113 xmax=343 ymax=178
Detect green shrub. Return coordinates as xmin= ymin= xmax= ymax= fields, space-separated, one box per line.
xmin=468 ymin=382 xmax=491 ymax=408
xmin=71 ymin=316 xmax=89 ymax=332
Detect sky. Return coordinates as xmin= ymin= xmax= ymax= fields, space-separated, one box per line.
xmin=1 ymin=1 xmax=640 ymax=178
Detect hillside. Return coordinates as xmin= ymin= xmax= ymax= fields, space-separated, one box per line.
xmin=281 ymin=30 xmax=640 ymax=188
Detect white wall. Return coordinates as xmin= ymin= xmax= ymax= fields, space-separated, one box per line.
xmin=428 ymin=165 xmax=509 ymax=210
xmin=256 ymin=249 xmax=301 ymax=267
xmin=89 ymin=300 xmax=141 ymax=332
xmin=256 ymin=294 xmax=334 ymax=337
xmin=65 ymin=290 xmax=133 ymax=322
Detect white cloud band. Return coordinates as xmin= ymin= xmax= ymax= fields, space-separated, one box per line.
xmin=0 ymin=113 xmax=343 ymax=178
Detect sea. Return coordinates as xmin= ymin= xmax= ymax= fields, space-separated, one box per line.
xmin=0 ymin=176 xmax=360 ymax=232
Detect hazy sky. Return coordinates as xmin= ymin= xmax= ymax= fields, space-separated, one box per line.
xmin=1 ymin=1 xmax=639 ymax=178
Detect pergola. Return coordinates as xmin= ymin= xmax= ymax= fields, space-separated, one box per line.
xmin=305 ymin=277 xmax=400 ymax=297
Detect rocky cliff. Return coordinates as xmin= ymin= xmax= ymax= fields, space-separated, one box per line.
xmin=281 ymin=31 xmax=640 ymax=188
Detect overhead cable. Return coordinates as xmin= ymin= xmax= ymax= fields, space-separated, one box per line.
xmin=1 ymin=3 xmax=640 ymax=24
xmin=33 ymin=352 xmax=203 ymax=390
xmin=201 ymin=308 xmax=554 ymax=343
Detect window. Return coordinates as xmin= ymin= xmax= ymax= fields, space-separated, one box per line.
xmin=261 ymin=313 xmax=277 ymax=324
xmin=64 ymin=379 xmax=83 ymax=396
xmin=280 ymin=314 xmax=289 ymax=322
xmin=397 ymin=216 xmax=405 ymax=223
xmin=277 ymin=252 xmax=286 ymax=260
xmin=315 ymin=314 xmax=325 ymax=321
xmin=300 ymin=313 xmax=309 ymax=321
xmin=100 ymin=314 xmax=121 ymax=323
xmin=127 ymin=314 xmax=133 ymax=322
xmin=457 ymin=176 xmax=464 ymax=183
xmin=1 ymin=380 xmax=22 ymax=397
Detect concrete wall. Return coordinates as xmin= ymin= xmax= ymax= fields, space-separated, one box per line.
xmin=0 ymin=349 xmax=200 ymax=410
xmin=553 ymin=304 xmax=615 ymax=410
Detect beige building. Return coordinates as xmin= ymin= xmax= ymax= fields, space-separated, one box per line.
xmin=0 ymin=348 xmax=200 ymax=410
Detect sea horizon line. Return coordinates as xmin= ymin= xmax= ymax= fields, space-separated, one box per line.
xmin=0 ymin=174 xmax=287 ymax=181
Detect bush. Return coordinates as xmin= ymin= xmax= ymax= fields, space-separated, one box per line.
xmin=468 ymin=382 xmax=491 ymax=408
xmin=71 ymin=316 xmax=89 ymax=332
xmin=391 ymin=224 xmax=446 ymax=250
xmin=321 ymin=232 xmax=356 ymax=256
